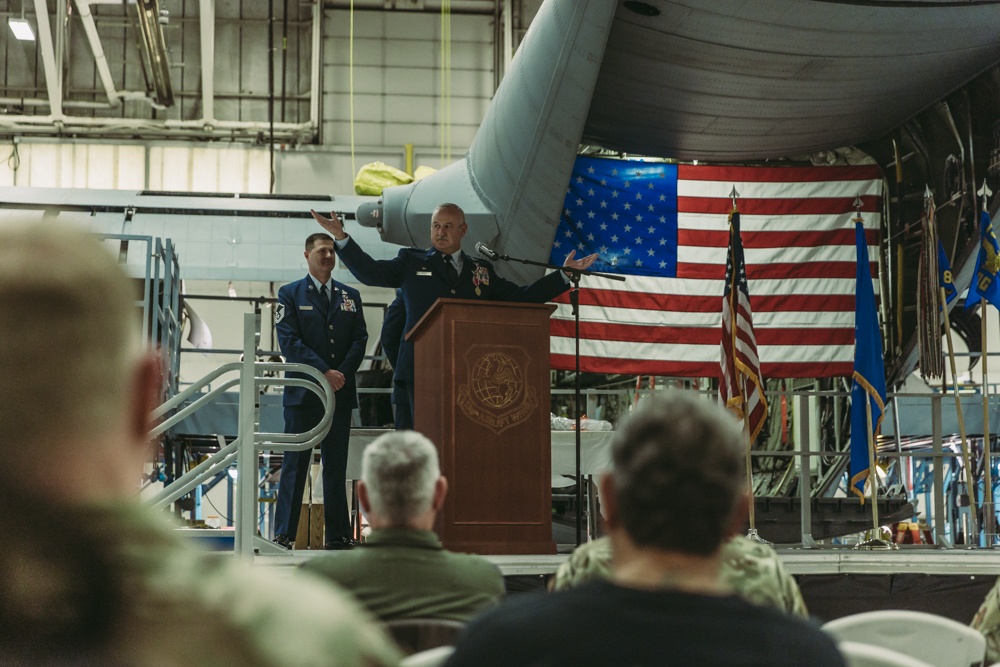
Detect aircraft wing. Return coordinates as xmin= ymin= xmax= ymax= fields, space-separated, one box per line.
xmin=584 ymin=0 xmax=1000 ymax=161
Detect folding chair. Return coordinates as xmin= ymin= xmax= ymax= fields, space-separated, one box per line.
xmin=823 ymin=610 xmax=986 ymax=667
xmin=401 ymin=646 xmax=455 ymax=667
xmin=838 ymin=640 xmax=935 ymax=667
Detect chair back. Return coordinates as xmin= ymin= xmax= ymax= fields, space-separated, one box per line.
xmin=383 ymin=618 xmax=465 ymax=656
xmin=838 ymin=640 xmax=935 ymax=667
xmin=823 ymin=610 xmax=986 ymax=667
xmin=401 ymin=646 xmax=455 ymax=667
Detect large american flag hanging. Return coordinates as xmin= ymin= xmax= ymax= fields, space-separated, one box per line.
xmin=548 ymin=157 xmax=883 ymax=378
xmin=721 ymin=209 xmax=767 ymax=442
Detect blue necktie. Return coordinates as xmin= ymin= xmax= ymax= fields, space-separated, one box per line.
xmin=443 ymin=253 xmax=459 ymax=283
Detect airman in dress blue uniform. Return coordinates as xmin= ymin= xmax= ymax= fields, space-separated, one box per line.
xmin=311 ymin=203 xmax=598 ymax=429
xmin=273 ymin=232 xmax=368 ymax=549
xmin=379 ymin=290 xmax=410 ymax=429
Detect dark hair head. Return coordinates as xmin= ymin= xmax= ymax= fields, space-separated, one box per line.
xmin=611 ymin=391 xmax=746 ymax=555
xmin=305 ymin=232 xmax=334 ymax=251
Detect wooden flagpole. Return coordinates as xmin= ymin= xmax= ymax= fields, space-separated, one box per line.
xmin=857 ymin=395 xmax=895 ymax=550
xmin=980 ymin=180 xmax=996 ymax=547
xmin=941 ymin=286 xmax=980 ymax=539
xmin=983 ymin=310 xmax=992 ymax=547
xmin=742 ymin=376 xmax=759 ymax=538
xmin=853 ymin=198 xmax=894 ymax=551
xmin=865 ymin=398 xmax=880 ymax=530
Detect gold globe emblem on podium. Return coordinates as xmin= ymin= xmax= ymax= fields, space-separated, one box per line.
xmin=458 ymin=345 xmax=538 ymax=435
xmin=470 ymin=352 xmax=522 ymax=409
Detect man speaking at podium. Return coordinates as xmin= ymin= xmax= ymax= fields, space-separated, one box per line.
xmin=311 ymin=203 xmax=597 ymax=430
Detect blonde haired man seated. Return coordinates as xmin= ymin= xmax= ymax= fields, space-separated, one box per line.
xmin=0 ymin=222 xmax=398 ymax=667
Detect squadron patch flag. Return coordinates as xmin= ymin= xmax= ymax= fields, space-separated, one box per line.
xmin=548 ymin=156 xmax=883 ymax=378
xmin=938 ymin=240 xmax=957 ymax=305
xmin=849 ymin=219 xmax=887 ymax=499
xmin=966 ymin=210 xmax=1000 ymax=311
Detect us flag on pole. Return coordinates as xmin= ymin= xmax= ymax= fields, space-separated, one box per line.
xmin=720 ymin=209 xmax=767 ymax=442
xmin=547 ymin=156 xmax=882 ymax=377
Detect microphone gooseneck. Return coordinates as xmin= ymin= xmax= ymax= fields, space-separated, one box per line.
xmin=475 ymin=242 xmax=500 ymax=260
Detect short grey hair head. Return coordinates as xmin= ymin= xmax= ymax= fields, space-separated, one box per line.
xmin=431 ymin=202 xmax=466 ymax=225
xmin=611 ymin=391 xmax=746 ymax=555
xmin=0 ymin=222 xmax=141 ymax=464
xmin=361 ymin=430 xmax=440 ymax=526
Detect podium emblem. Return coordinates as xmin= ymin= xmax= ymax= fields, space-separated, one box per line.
xmin=458 ymin=346 xmax=538 ymax=434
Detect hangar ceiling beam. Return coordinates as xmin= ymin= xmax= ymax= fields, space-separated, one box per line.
xmin=75 ymin=0 xmax=119 ymax=106
xmin=32 ymin=0 xmax=61 ymax=117
xmin=200 ymin=0 xmax=215 ymax=126
xmin=322 ymin=0 xmax=497 ymax=14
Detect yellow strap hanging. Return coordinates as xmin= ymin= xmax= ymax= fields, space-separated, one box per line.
xmin=440 ymin=0 xmax=451 ymax=163
xmin=349 ymin=0 xmax=356 ymax=184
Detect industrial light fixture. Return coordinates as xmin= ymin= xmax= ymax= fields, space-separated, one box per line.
xmin=7 ymin=17 xmax=34 ymax=41
xmin=623 ymin=1 xmax=660 ymax=17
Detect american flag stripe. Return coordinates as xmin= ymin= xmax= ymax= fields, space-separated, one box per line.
xmin=553 ymin=341 xmax=850 ymax=367
xmin=680 ymin=165 xmax=884 ymax=185
xmin=550 ymin=354 xmax=842 ymax=378
xmin=677 ymin=262 xmax=876 ymax=281
xmin=554 ymin=289 xmax=864 ymax=316
xmin=548 ymin=158 xmax=883 ymax=379
xmin=549 ymin=320 xmax=854 ymax=346
xmin=679 ymin=229 xmax=880 ymax=248
xmin=678 ymin=244 xmax=875 ymax=266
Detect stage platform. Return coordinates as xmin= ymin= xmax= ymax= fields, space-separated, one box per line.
xmin=248 ymin=545 xmax=1000 ymax=576
xmin=244 ymin=545 xmax=1000 ymax=624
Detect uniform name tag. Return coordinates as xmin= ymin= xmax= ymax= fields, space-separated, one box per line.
xmin=299 ymin=305 xmax=314 ymax=310
xmin=416 ymin=271 xmax=432 ymax=276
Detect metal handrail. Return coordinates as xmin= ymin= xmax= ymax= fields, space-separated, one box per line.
xmin=149 ymin=314 xmax=335 ymax=551
xmin=153 ymin=361 xmax=242 ymax=419
xmin=149 ymin=439 xmax=239 ymax=508
xmin=151 ymin=377 xmax=241 ymax=437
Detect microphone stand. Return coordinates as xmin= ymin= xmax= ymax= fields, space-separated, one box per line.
xmin=481 ymin=248 xmax=625 ymax=547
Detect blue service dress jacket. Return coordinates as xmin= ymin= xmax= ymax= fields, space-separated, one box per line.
xmin=335 ymin=238 xmax=569 ymax=397
xmin=275 ymin=276 xmax=368 ymax=410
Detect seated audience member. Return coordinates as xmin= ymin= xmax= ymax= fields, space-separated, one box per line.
xmin=445 ymin=392 xmax=845 ymax=667
xmin=552 ymin=533 xmax=808 ymax=617
xmin=971 ymin=577 xmax=1000 ymax=662
xmin=302 ymin=430 xmax=504 ymax=621
xmin=0 ymin=222 xmax=399 ymax=667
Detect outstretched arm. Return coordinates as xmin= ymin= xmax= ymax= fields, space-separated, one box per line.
xmin=311 ymin=210 xmax=349 ymax=241
xmin=562 ymin=249 xmax=600 ymax=273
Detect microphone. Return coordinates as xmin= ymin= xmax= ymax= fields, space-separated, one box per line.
xmin=475 ymin=242 xmax=501 ymax=261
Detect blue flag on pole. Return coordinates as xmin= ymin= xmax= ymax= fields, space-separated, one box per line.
xmin=938 ymin=240 xmax=957 ymax=305
xmin=850 ymin=220 xmax=887 ymax=499
xmin=965 ymin=210 xmax=1000 ymax=310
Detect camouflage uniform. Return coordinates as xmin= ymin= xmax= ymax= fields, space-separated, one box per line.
xmin=552 ymin=534 xmax=808 ymax=617
xmin=1 ymin=501 xmax=401 ymax=667
xmin=971 ymin=577 xmax=1000 ymax=662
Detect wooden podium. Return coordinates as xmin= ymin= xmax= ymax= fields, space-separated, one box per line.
xmin=407 ymin=299 xmax=556 ymax=555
